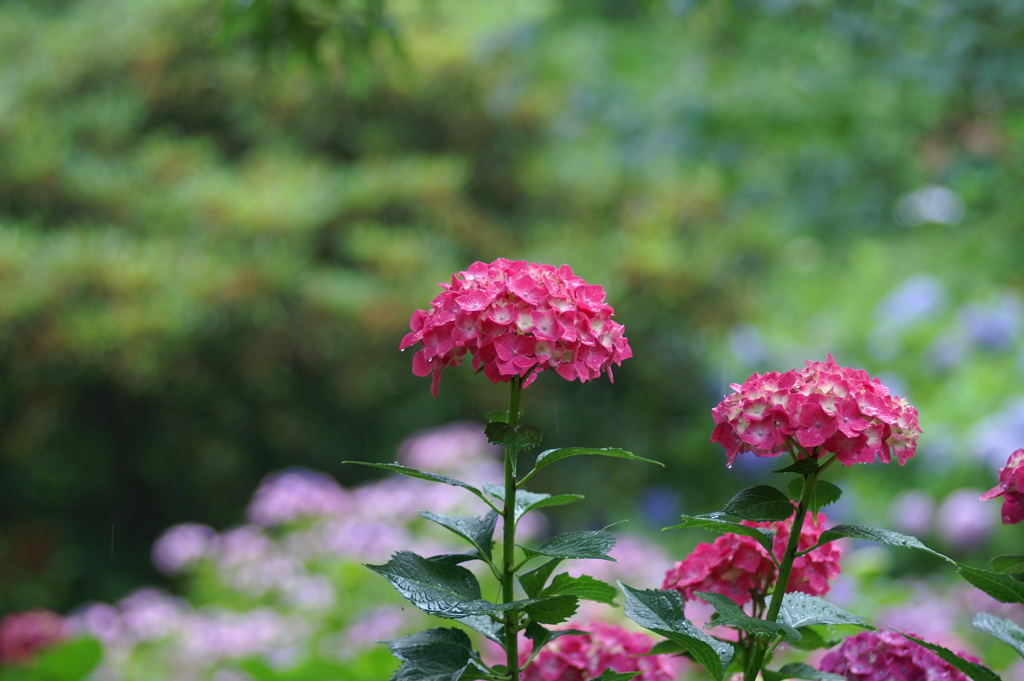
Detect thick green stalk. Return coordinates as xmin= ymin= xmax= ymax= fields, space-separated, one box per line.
xmin=502 ymin=376 xmax=522 ymax=681
xmin=743 ymin=471 xmax=818 ymax=681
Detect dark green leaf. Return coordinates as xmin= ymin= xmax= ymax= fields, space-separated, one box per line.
xmin=343 ymin=462 xmax=494 ymax=509
xmin=802 ymin=524 xmax=954 ymax=563
xmin=649 ymin=639 xmax=687 ymax=655
xmin=773 ymin=459 xmax=821 ymax=475
xmin=485 ymin=422 xmax=543 ymax=452
xmin=618 ymin=583 xmax=733 ymax=681
xmin=519 ymin=559 xmax=562 ymax=598
xmin=763 ymin=662 xmax=845 ymax=681
xmin=368 ymin=551 xmax=546 ymax=619
xmin=387 ymin=628 xmax=473 ymax=681
xmin=7 ymin=637 xmax=103 ymax=681
xmin=427 ymin=552 xmax=481 ymax=566
xmin=542 ymin=573 xmax=619 ymax=605
xmin=957 ymin=564 xmax=1024 ymax=605
xmin=787 ymin=479 xmax=842 ymax=515
xmin=788 ymin=626 xmax=842 ymax=651
xmin=989 ymin=555 xmax=1024 ymax=578
xmin=523 ymin=594 xmax=579 ymax=624
xmin=455 ymin=615 xmax=504 ymax=645
xmin=483 ymin=485 xmax=584 ymax=522
xmin=777 ymin=592 xmax=872 ymax=631
xmin=698 ymin=591 xmax=801 ymax=642
xmin=664 ymin=514 xmax=776 ymax=556
xmin=899 ymin=632 xmax=1002 ymax=681
xmin=593 ymin=671 xmax=642 ymax=681
xmin=723 ymin=485 xmax=795 ymax=522
xmin=419 ymin=511 xmax=498 ymax=561
xmin=520 ymin=447 xmax=662 ymax=484
xmin=521 ymin=530 xmax=617 ymax=561
xmin=973 ymin=613 xmax=1024 ymax=658
xmin=524 ymin=622 xmax=588 ymax=655
xmin=485 ymin=409 xmax=509 ymax=424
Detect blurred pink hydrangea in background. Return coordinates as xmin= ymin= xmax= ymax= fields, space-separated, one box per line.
xmin=662 ymin=511 xmax=842 ymax=605
xmin=980 ymin=447 xmax=1024 ymax=524
xmin=0 ymin=608 xmax=66 ymax=664
xmin=818 ymin=630 xmax=979 ymax=681
xmin=519 ymin=621 xmax=678 ymax=681
xmin=711 ymin=354 xmax=920 ymax=467
xmin=400 ymin=259 xmax=632 ymax=396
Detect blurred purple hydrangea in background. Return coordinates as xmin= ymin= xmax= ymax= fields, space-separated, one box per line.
xmin=889 ymin=489 xmax=936 ymax=538
xmin=958 ymin=293 xmax=1023 ymax=351
xmin=935 ymin=488 xmax=996 ymax=551
xmin=971 ymin=397 xmax=1024 ymax=469
xmin=246 ymin=469 xmax=352 ymax=527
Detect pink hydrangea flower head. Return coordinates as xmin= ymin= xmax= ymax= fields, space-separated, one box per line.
xmin=819 ymin=630 xmax=979 ymax=681
xmin=662 ymin=511 xmax=842 ymax=605
xmin=0 ymin=608 xmax=66 ymax=664
xmin=662 ymin=533 xmax=775 ymax=606
xmin=520 ymin=621 xmax=676 ymax=681
xmin=711 ymin=354 xmax=921 ymax=467
xmin=980 ymin=448 xmax=1024 ymax=524
xmin=401 ymin=260 xmax=632 ymax=396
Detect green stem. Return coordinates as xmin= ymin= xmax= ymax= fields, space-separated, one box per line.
xmin=502 ymin=375 xmax=522 ymax=681
xmin=743 ymin=470 xmax=818 ymax=681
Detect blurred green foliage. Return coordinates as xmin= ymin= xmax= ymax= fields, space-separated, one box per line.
xmin=2 ymin=0 xmax=1024 ymax=614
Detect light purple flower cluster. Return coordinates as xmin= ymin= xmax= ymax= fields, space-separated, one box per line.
xmin=246 ymin=468 xmax=352 ymax=527
xmin=72 ymin=421 xmax=566 ymax=679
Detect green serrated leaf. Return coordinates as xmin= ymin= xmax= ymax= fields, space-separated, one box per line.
xmin=455 ymin=615 xmax=504 ymax=645
xmin=786 ymin=479 xmax=842 ymax=515
xmin=723 ymin=485 xmax=795 ymax=522
xmin=593 ymin=670 xmax=642 ymax=681
xmin=523 ymin=594 xmax=579 ymax=624
xmin=343 ymin=462 xmax=495 ymax=510
xmin=649 ymin=639 xmax=687 ymax=655
xmin=367 ymin=551 xmax=485 ymax=618
xmin=773 ymin=459 xmax=821 ymax=475
xmin=664 ymin=514 xmax=777 ymax=556
xmin=520 ymin=447 xmax=662 ymax=485
xmin=777 ymin=592 xmax=872 ymax=631
xmin=698 ymin=591 xmax=801 ymax=642
xmin=420 ymin=511 xmax=498 ymax=561
xmin=427 ymin=552 xmax=481 ymax=565
xmin=803 ymin=524 xmax=954 ymax=563
xmin=542 ymin=573 xmax=619 ymax=605
xmin=521 ymin=530 xmax=617 ymax=561
xmin=519 ymin=559 xmax=562 ymax=598
xmin=762 ymin=662 xmax=845 ymax=681
xmin=973 ymin=613 xmax=1024 ymax=658
xmin=524 ymin=622 xmax=587 ymax=654
xmin=788 ymin=625 xmax=842 ymax=651
xmin=989 ymin=555 xmax=1024 ymax=577
xmin=958 ymin=565 xmax=1024 ymax=605
xmin=618 ymin=583 xmax=733 ymax=681
xmin=387 ymin=628 xmax=473 ymax=681
xmin=485 ymin=422 xmax=543 ymax=452
xmin=485 ymin=409 xmax=509 ymax=424
xmin=483 ymin=485 xmax=584 ymax=522
xmin=900 ymin=632 xmax=1003 ymax=681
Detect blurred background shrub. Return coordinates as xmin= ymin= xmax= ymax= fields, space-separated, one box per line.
xmin=1 ymin=0 xmax=1024 ymax=620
